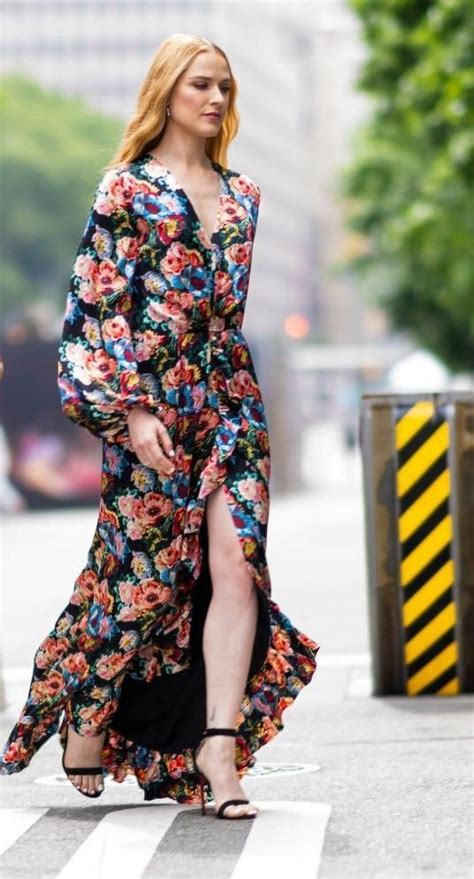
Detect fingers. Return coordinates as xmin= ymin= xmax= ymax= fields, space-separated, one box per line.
xmin=156 ymin=419 xmax=176 ymax=463
xmin=136 ymin=422 xmax=176 ymax=476
xmin=140 ymin=446 xmax=175 ymax=475
xmin=127 ymin=408 xmax=177 ymax=475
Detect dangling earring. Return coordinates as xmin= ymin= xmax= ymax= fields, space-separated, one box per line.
xmin=166 ymin=105 xmax=171 ymax=117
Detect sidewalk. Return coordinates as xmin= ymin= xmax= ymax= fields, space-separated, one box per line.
xmin=1 ymin=456 xmax=472 ymax=877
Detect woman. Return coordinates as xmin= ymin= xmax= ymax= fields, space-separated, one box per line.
xmin=0 ymin=34 xmax=320 ymax=820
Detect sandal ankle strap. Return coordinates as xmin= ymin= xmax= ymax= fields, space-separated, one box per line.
xmin=202 ymin=727 xmax=237 ymax=737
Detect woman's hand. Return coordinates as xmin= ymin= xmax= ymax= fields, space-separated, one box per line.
xmin=127 ymin=406 xmax=176 ymax=475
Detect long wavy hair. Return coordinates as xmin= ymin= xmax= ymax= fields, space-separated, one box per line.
xmin=104 ymin=34 xmax=239 ymax=172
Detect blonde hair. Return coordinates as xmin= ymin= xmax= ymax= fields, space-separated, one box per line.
xmin=105 ymin=34 xmax=239 ymax=172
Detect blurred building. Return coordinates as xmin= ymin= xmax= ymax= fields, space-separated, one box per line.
xmin=1 ymin=0 xmax=384 ymax=347
xmin=2 ymin=1 xmax=405 ymax=496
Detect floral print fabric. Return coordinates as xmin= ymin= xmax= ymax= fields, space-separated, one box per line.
xmin=0 ymin=153 xmax=320 ymax=804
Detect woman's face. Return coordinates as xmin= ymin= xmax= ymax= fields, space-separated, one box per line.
xmin=168 ymin=49 xmax=231 ymax=138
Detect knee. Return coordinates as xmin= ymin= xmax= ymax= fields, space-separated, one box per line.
xmin=209 ymin=543 xmax=254 ymax=600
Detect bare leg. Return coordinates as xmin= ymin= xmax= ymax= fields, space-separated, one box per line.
xmin=63 ymin=726 xmax=106 ymax=795
xmin=63 ymin=484 xmax=258 ymax=803
xmin=199 ymin=483 xmax=259 ymax=818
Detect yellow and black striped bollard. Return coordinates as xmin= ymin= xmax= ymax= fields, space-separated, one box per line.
xmin=395 ymin=401 xmax=459 ymax=694
xmin=360 ymin=392 xmax=473 ymax=695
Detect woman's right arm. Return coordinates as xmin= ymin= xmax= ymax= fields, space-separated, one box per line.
xmin=57 ymin=167 xmax=175 ymax=473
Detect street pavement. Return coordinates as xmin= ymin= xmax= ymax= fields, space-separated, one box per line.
xmin=0 ymin=440 xmax=472 ymax=878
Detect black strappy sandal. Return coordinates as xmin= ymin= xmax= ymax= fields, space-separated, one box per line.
xmin=193 ymin=727 xmax=258 ymax=819
xmin=61 ymin=724 xmax=104 ymax=799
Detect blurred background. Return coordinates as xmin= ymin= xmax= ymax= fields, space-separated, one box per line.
xmin=0 ymin=0 xmax=472 ymax=512
xmin=0 ymin=7 xmax=473 ymax=874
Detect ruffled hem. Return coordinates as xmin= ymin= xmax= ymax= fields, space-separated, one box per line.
xmin=0 ymin=391 xmax=320 ymax=791
xmin=70 ymin=593 xmax=319 ymax=804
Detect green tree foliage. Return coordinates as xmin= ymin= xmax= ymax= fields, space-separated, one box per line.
xmin=0 ymin=74 xmax=122 ymax=313
xmin=340 ymin=0 xmax=474 ymax=371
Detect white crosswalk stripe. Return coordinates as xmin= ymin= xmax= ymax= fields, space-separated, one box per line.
xmin=0 ymin=808 xmax=48 ymax=856
xmin=0 ymin=801 xmax=331 ymax=878
xmin=1 ymin=669 xmax=331 ymax=876
xmin=229 ymin=802 xmax=331 ymax=879
xmin=56 ymin=805 xmax=187 ymax=879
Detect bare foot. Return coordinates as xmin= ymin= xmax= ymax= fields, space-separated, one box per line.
xmin=195 ymin=735 xmax=258 ymax=818
xmin=63 ymin=725 xmax=106 ymax=796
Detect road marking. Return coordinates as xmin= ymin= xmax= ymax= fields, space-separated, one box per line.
xmin=0 ymin=808 xmax=47 ymax=856
xmin=230 ymin=802 xmax=331 ymax=879
xmin=0 ymin=806 xmax=108 ymax=873
xmin=0 ymin=801 xmax=331 ymax=878
xmin=56 ymin=805 xmax=187 ymax=879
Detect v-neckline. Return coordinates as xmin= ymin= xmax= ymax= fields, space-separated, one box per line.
xmin=141 ymin=152 xmax=225 ymax=249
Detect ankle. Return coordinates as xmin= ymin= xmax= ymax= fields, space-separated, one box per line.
xmin=67 ymin=726 xmax=106 ymax=747
xmin=199 ymin=738 xmax=236 ymax=764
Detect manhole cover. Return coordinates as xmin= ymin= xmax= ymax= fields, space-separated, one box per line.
xmin=247 ymin=762 xmax=320 ymax=777
xmin=34 ymin=762 xmax=320 ymax=787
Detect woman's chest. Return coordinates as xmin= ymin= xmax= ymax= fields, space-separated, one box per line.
xmin=134 ymin=188 xmax=252 ymax=262
xmin=127 ymin=169 xmax=255 ymax=323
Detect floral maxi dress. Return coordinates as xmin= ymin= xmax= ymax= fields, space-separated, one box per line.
xmin=0 ymin=152 xmax=320 ymax=804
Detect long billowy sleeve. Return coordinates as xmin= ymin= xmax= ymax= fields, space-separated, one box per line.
xmin=57 ymin=167 xmax=156 ymax=444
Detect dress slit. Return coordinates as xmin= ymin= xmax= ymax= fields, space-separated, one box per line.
xmin=197 ymin=467 xmax=273 ymax=685
xmin=107 ymin=457 xmax=272 ymax=758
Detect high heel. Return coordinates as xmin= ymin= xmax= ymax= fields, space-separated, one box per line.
xmin=193 ymin=727 xmax=258 ymax=820
xmin=61 ymin=724 xmax=104 ymax=799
